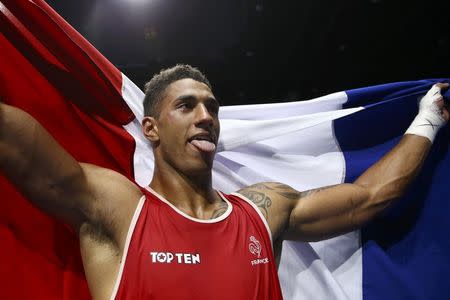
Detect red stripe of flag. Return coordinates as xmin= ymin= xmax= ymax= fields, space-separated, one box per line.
xmin=0 ymin=1 xmax=139 ymax=298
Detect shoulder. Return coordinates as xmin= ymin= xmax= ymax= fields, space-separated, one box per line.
xmin=81 ymin=163 xmax=141 ymax=190
xmin=239 ymin=182 xmax=300 ymax=196
xmin=236 ymin=182 xmax=301 ymax=239
xmin=80 ymin=163 xmax=143 ymax=207
xmin=237 ymin=182 xmax=301 ymax=208
xmin=78 ymin=163 xmax=143 ymax=246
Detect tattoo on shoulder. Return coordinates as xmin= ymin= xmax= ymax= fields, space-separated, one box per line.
xmin=249 ymin=183 xmax=301 ymax=199
xmin=210 ymin=201 xmax=229 ymax=219
xmin=299 ymin=185 xmax=337 ymax=198
xmin=237 ymin=182 xmax=300 ymax=219
xmin=271 ymin=183 xmax=302 ymax=199
xmin=238 ymin=187 xmax=273 ymax=219
xmin=238 ymin=183 xmax=338 ymax=219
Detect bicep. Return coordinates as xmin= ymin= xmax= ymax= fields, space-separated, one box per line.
xmin=285 ymin=183 xmax=373 ymax=242
xmin=0 ymin=105 xmax=91 ymax=228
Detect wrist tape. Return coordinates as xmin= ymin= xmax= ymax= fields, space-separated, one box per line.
xmin=405 ymin=84 xmax=446 ymax=143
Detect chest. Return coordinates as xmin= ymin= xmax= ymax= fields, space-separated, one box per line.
xmin=118 ymin=202 xmax=276 ymax=299
xmin=135 ymin=205 xmax=272 ymax=272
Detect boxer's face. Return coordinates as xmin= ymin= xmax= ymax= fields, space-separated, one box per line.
xmin=143 ymin=78 xmax=220 ymax=175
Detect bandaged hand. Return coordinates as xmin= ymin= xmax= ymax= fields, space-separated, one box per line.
xmin=405 ymin=83 xmax=449 ymax=142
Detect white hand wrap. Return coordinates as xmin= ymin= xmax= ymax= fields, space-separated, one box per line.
xmin=405 ymin=84 xmax=447 ymax=143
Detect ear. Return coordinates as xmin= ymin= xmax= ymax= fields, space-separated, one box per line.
xmin=142 ymin=116 xmax=159 ymax=143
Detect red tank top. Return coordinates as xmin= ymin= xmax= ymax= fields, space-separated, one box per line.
xmin=111 ymin=187 xmax=283 ymax=300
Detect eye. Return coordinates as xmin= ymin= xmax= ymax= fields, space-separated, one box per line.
xmin=206 ymin=102 xmax=220 ymax=115
xmin=210 ymin=105 xmax=219 ymax=115
xmin=177 ymin=102 xmax=193 ymax=110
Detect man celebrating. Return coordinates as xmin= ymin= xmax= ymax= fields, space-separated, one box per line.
xmin=0 ymin=64 xmax=448 ymax=299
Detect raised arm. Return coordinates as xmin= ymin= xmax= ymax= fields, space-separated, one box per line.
xmin=238 ymin=83 xmax=449 ymax=242
xmin=0 ymin=103 xmax=141 ymax=232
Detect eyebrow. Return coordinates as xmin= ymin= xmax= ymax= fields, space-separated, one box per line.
xmin=175 ymin=94 xmax=219 ymax=105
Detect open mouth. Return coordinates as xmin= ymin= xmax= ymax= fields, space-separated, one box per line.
xmin=188 ymin=134 xmax=216 ymax=153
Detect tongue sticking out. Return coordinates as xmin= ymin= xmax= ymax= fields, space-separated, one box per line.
xmin=191 ymin=139 xmax=216 ymax=153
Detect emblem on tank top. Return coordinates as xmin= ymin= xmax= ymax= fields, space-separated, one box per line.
xmin=249 ymin=236 xmax=269 ymax=266
xmin=249 ymin=236 xmax=262 ymax=257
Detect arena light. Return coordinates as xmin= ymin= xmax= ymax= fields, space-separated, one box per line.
xmin=124 ymin=0 xmax=153 ymax=4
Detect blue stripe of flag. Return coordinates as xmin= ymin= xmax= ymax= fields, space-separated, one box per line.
xmin=334 ymin=80 xmax=450 ymax=299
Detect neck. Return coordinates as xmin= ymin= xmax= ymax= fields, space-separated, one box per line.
xmin=149 ymin=163 xmax=222 ymax=218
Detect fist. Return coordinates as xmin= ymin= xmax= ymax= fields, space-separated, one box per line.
xmin=421 ymin=83 xmax=449 ymax=122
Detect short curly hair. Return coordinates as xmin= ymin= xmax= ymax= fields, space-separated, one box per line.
xmin=143 ymin=64 xmax=212 ymax=117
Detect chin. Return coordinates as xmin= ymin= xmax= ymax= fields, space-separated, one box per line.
xmin=183 ymin=158 xmax=214 ymax=176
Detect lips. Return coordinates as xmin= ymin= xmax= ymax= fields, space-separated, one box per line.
xmin=188 ymin=133 xmax=217 ymax=153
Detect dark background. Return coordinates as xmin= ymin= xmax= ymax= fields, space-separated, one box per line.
xmin=47 ymin=0 xmax=450 ymax=106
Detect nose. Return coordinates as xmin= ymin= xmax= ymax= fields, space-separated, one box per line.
xmin=194 ymin=104 xmax=214 ymax=128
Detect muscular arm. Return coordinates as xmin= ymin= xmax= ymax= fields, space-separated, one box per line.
xmin=0 ymin=103 xmax=141 ymax=234
xmin=238 ymin=83 xmax=448 ymax=242
xmin=307 ymin=135 xmax=429 ymax=241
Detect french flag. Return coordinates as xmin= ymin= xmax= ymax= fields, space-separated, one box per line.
xmin=1 ymin=1 xmax=449 ymax=299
